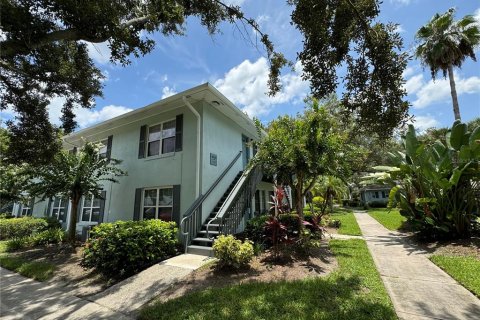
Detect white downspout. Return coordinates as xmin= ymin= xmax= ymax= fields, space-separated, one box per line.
xmin=182 ymin=96 xmax=201 ymax=198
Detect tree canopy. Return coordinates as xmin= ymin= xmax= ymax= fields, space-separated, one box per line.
xmin=253 ymin=97 xmax=354 ymax=218
xmin=1 ymin=0 xmax=286 ymax=163
xmin=290 ymin=0 xmax=410 ymax=138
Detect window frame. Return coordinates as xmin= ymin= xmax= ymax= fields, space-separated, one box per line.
xmin=146 ymin=119 xmax=176 ymax=157
xmin=81 ymin=194 xmax=101 ymax=223
xmin=51 ymin=197 xmax=67 ymax=222
xmin=20 ymin=200 xmax=32 ymax=216
xmin=142 ymin=186 xmax=174 ymax=221
xmin=97 ymin=138 xmax=108 ymax=158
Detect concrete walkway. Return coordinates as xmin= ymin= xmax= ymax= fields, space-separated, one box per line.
xmin=0 ymin=254 xmax=213 ymax=319
xmin=354 ymin=211 xmax=480 ymax=320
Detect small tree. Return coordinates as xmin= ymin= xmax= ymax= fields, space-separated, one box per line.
xmin=27 ymin=142 xmax=126 ymax=241
xmin=253 ymin=98 xmax=348 ymax=220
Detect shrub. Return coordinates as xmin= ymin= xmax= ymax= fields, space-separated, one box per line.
xmin=327 ymin=219 xmax=342 ymax=228
xmin=368 ymin=201 xmax=388 ymax=208
xmin=0 ymin=217 xmax=48 ymax=240
xmin=245 ymin=215 xmax=269 ymax=244
xmin=0 ymin=213 xmax=15 ymax=219
xmin=41 ymin=217 xmax=62 ymax=229
xmin=213 ymin=235 xmax=254 ymax=269
xmin=33 ymin=228 xmax=66 ymax=245
xmin=82 ymin=219 xmax=178 ymax=278
xmin=5 ymin=237 xmax=34 ymax=252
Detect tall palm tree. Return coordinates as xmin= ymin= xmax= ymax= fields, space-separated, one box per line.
xmin=415 ymin=8 xmax=480 ymax=121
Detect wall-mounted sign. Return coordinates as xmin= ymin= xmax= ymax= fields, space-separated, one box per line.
xmin=210 ymin=153 xmax=217 ymax=166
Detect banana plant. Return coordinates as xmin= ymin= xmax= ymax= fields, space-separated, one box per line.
xmin=369 ymin=121 xmax=479 ymax=239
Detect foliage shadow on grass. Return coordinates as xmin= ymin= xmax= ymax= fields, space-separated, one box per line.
xmin=140 ymin=275 xmax=395 ymax=320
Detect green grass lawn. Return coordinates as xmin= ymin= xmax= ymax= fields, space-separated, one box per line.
xmin=139 ymin=239 xmax=396 ymax=320
xmin=368 ymin=208 xmax=406 ymax=231
xmin=430 ymin=255 xmax=480 ymax=297
xmin=331 ymin=208 xmax=362 ymax=236
xmin=0 ymin=240 xmax=55 ymax=281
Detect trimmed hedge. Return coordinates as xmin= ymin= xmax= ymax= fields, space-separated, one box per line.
xmin=82 ymin=220 xmax=178 ymax=279
xmin=0 ymin=217 xmax=48 ymax=240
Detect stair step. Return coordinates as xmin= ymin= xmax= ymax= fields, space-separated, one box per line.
xmin=187 ymin=245 xmax=213 ymax=257
xmin=198 ymin=230 xmax=219 ymax=235
xmin=193 ymin=237 xmax=213 ymax=243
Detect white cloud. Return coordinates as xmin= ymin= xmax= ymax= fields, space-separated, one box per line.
xmin=404 ymin=74 xmax=424 ymax=94
xmin=161 ymin=86 xmax=177 ymax=99
xmin=85 ymin=42 xmax=111 ymax=64
xmin=409 ymin=115 xmax=440 ymax=132
xmin=410 ymin=73 xmax=480 ymax=108
xmin=474 ymin=8 xmax=480 ymax=26
xmin=214 ymin=57 xmax=309 ymax=117
xmin=223 ymin=0 xmax=246 ymax=5
xmin=395 ymin=24 xmax=406 ymax=33
xmin=47 ymin=97 xmax=132 ymax=129
xmin=390 ymin=0 xmax=411 ymax=6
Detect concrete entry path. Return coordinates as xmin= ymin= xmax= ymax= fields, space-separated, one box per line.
xmin=89 ymin=254 xmax=214 ymax=316
xmin=1 ymin=254 xmax=213 ymax=319
xmin=0 ymin=267 xmax=131 ymax=320
xmin=354 ymin=211 xmax=480 ymax=320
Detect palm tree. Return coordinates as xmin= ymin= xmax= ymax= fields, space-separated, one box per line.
xmin=415 ymin=8 xmax=480 ymax=121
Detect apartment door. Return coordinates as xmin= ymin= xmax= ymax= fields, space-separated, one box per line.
xmin=242 ymin=135 xmax=250 ymax=169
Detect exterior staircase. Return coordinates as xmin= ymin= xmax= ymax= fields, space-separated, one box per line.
xmin=187 ymin=171 xmax=243 ymax=256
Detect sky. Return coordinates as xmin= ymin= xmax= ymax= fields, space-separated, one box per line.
xmin=3 ymin=0 xmax=480 ymax=133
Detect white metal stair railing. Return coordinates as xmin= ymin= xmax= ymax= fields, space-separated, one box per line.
xmin=206 ymin=164 xmax=262 ymax=238
xmin=180 ymin=151 xmax=242 ymax=253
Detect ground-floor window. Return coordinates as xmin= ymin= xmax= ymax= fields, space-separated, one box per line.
xmin=51 ymin=197 xmax=67 ymax=222
xmin=142 ymin=187 xmax=173 ymax=221
xmin=20 ymin=199 xmax=32 ymax=216
xmin=81 ymin=195 xmax=101 ymax=222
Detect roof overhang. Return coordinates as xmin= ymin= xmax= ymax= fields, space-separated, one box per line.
xmin=64 ymin=83 xmax=261 ymax=146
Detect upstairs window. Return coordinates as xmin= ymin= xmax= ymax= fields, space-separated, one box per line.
xmin=98 ymin=139 xmax=108 ymax=158
xmin=147 ymin=120 xmax=176 ymax=157
xmin=142 ymin=187 xmax=173 ymax=221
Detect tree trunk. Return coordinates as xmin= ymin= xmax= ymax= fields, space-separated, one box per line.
xmin=295 ymin=181 xmax=304 ymax=220
xmin=68 ymin=196 xmax=80 ymax=242
xmin=447 ymin=65 xmax=461 ymax=121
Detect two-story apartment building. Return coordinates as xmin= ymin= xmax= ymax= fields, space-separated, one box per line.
xmin=11 ymin=83 xmax=274 ymax=255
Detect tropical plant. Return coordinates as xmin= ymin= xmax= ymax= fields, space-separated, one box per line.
xmin=370 ymin=121 xmax=480 ymax=239
xmin=415 ymin=8 xmax=480 ymax=120
xmin=26 ymin=141 xmax=126 ymax=241
xmin=312 ymin=176 xmax=349 ymax=215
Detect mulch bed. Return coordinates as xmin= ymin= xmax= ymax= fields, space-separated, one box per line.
xmin=416 ymin=237 xmax=480 ymax=259
xmin=150 ymin=241 xmax=338 ymax=304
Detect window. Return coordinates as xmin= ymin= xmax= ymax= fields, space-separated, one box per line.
xmin=373 ymin=191 xmax=379 ymax=199
xmin=381 ymin=191 xmax=387 ymax=199
xmin=142 ymin=187 xmax=173 ymax=221
xmin=147 ymin=120 xmax=176 ymax=157
xmin=81 ymin=195 xmax=101 ymax=222
xmin=98 ymin=139 xmax=108 ymax=158
xmin=51 ymin=197 xmax=67 ymax=222
xmin=20 ymin=199 xmax=32 ymax=216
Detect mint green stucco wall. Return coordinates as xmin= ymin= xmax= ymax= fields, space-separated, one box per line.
xmin=199 ymin=102 xmax=256 ymax=223
xmin=25 ymin=99 xmax=265 ymax=234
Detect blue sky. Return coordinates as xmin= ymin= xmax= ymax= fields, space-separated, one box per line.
xmin=4 ymin=0 xmax=479 ymax=132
